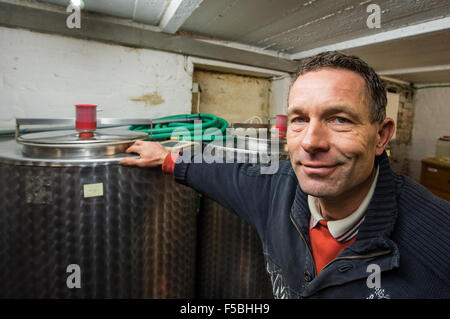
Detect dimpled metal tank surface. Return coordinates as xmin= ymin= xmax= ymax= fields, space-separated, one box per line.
xmin=0 ymin=127 xmax=197 ymax=298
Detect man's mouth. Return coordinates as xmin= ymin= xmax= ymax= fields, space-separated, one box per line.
xmin=300 ymin=162 xmax=339 ymax=176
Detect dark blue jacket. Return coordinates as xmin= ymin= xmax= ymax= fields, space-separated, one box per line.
xmin=174 ymin=152 xmax=450 ymax=298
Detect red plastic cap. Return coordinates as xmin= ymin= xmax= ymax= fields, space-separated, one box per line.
xmin=75 ymin=104 xmax=97 ymax=132
xmin=276 ymin=114 xmax=287 ymax=136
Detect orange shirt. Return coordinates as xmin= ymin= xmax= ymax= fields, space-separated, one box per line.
xmin=309 ymin=220 xmax=356 ymax=275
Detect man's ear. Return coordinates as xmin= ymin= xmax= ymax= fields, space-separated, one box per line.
xmin=375 ymin=118 xmax=395 ymax=156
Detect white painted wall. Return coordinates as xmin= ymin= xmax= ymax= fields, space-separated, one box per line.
xmin=0 ymin=26 xmax=192 ymax=131
xmin=0 ymin=26 xmax=292 ymax=134
xmin=409 ymin=86 xmax=450 ymax=181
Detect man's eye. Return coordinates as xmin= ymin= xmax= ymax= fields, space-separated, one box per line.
xmin=331 ymin=117 xmax=350 ymax=124
xmin=292 ymin=117 xmax=306 ymax=123
xmin=289 ymin=117 xmax=307 ymax=131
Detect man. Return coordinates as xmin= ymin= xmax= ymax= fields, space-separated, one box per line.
xmin=121 ymin=51 xmax=450 ymax=298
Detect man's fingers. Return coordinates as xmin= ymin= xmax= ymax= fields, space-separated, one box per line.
xmin=120 ymin=157 xmax=140 ymax=166
xmin=120 ymin=157 xmax=153 ymax=168
xmin=125 ymin=143 xmax=141 ymax=154
xmin=121 ymin=141 xmax=161 ymax=167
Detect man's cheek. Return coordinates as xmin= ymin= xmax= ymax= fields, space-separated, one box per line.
xmin=335 ymin=135 xmax=368 ymax=157
xmin=286 ymin=134 xmax=303 ymax=153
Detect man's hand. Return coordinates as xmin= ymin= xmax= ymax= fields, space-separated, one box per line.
xmin=120 ymin=140 xmax=169 ymax=167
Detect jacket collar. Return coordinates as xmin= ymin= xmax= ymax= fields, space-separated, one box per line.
xmin=356 ymin=151 xmax=398 ymax=241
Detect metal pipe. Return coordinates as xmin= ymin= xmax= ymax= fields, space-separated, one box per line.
xmin=11 ymin=117 xmax=202 ymax=139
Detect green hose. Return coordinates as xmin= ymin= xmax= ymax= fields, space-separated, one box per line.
xmin=128 ymin=113 xmax=229 ymax=142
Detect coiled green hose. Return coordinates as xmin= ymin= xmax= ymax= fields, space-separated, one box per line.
xmin=129 ymin=113 xmax=229 ymax=142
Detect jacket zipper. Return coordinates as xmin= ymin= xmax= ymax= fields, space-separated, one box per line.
xmin=289 ymin=212 xmax=317 ymax=277
xmin=290 ymin=212 xmax=392 ymax=277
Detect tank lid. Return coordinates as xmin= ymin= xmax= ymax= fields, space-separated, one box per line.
xmin=17 ymin=128 xmax=147 ymax=159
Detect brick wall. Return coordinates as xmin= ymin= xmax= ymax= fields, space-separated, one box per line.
xmin=383 ymin=80 xmax=415 ymax=177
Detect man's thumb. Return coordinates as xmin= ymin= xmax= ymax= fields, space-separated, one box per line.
xmin=120 ymin=157 xmax=140 ymax=166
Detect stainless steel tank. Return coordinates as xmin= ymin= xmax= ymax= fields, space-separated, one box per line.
xmin=0 ymin=125 xmax=198 ymax=298
xmin=196 ymin=131 xmax=288 ymax=299
xmin=197 ymin=197 xmax=274 ymax=299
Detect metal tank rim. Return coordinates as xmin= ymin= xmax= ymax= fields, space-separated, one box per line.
xmin=0 ymin=139 xmax=141 ymax=167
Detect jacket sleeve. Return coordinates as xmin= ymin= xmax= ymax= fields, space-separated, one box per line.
xmin=173 ymin=154 xmax=274 ymax=236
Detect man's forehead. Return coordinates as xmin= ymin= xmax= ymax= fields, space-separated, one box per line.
xmin=289 ymin=68 xmax=367 ymax=103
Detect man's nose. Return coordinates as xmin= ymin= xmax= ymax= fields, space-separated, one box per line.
xmin=300 ymin=120 xmax=330 ymax=154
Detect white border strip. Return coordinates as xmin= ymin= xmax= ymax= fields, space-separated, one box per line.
xmin=186 ymin=56 xmax=290 ymax=78
xmin=290 ymin=17 xmax=450 ymax=60
xmin=378 ymin=64 xmax=450 ymax=75
xmin=159 ymin=0 xmax=204 ymax=34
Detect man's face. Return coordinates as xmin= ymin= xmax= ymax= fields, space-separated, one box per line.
xmin=287 ymin=68 xmax=382 ymax=199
